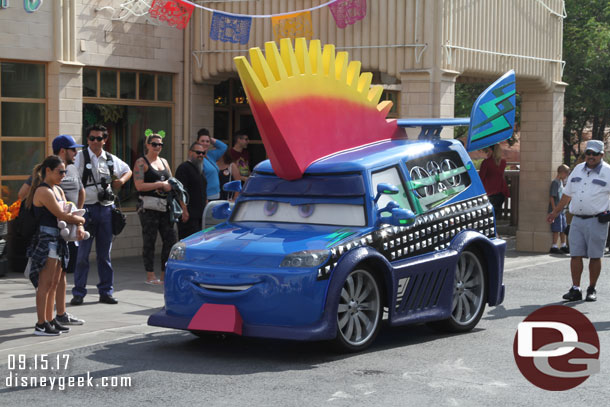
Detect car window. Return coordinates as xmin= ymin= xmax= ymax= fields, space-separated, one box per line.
xmin=232 ymin=200 xmax=366 ymax=227
xmin=405 ymin=151 xmax=472 ymax=212
xmin=371 ymin=166 xmax=412 ymax=213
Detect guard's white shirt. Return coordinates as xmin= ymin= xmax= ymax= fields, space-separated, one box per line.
xmin=74 ymin=147 xmax=131 ymax=206
xmin=563 ymin=161 xmax=610 ymax=215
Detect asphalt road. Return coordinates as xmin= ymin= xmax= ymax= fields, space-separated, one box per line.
xmin=1 ymin=247 xmax=609 ymax=406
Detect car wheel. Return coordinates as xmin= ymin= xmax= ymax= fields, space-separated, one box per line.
xmin=429 ymin=249 xmax=487 ymax=332
xmin=334 ymin=268 xmax=382 ymax=352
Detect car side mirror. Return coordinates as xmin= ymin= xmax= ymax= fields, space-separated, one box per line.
xmin=379 ymin=208 xmax=416 ymax=227
xmin=212 ymin=202 xmax=232 ymax=220
xmin=374 ymin=183 xmax=399 ymax=203
xmin=223 ymin=180 xmax=242 ymax=193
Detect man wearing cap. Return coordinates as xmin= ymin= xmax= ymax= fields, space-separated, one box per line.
xmin=17 ymin=134 xmax=87 ymax=325
xmin=547 ymin=139 xmax=610 ymax=302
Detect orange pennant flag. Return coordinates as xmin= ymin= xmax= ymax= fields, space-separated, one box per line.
xmin=271 ymin=11 xmax=313 ymax=42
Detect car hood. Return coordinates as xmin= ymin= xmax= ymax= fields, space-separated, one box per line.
xmin=181 ymin=222 xmax=367 ymax=267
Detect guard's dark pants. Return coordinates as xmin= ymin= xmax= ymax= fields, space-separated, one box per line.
xmin=73 ymin=204 xmax=114 ymax=298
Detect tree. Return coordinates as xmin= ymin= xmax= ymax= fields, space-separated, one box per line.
xmin=563 ymin=0 xmax=610 ymax=164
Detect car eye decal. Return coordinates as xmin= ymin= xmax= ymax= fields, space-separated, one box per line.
xmin=264 ymin=201 xmax=279 ymax=216
xmin=298 ymin=204 xmax=315 ymax=218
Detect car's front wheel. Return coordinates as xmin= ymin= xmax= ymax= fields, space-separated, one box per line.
xmin=334 ymin=268 xmax=382 ymax=352
xmin=430 ymin=249 xmax=487 ymax=332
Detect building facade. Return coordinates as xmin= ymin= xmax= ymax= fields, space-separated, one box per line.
xmin=0 ymin=0 xmax=565 ymax=255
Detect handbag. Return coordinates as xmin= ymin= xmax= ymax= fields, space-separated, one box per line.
xmin=140 ymin=195 xmax=167 ymax=212
xmin=111 ymin=206 xmax=127 ymax=235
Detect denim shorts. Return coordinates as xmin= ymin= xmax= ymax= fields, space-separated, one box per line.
xmin=39 ymin=225 xmax=60 ymax=260
xmin=550 ymin=212 xmax=567 ymax=233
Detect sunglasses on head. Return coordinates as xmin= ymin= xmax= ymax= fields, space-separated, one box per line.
xmin=88 ymin=136 xmax=105 ymax=142
xmin=191 ymin=150 xmax=206 ymax=156
xmin=150 ymin=142 xmax=164 ymax=147
xmin=585 ymin=150 xmax=602 ymax=156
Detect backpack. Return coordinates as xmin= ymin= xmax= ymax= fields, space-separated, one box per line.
xmin=7 ymin=198 xmax=39 ymax=275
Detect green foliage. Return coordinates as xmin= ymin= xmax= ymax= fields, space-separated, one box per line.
xmin=563 ymin=0 xmax=610 ymax=163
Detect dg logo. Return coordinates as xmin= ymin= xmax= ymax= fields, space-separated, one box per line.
xmin=513 ymin=305 xmax=600 ymax=391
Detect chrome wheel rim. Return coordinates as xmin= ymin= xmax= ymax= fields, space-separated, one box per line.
xmin=451 ymin=251 xmax=484 ymax=326
xmin=337 ymin=270 xmax=381 ymax=347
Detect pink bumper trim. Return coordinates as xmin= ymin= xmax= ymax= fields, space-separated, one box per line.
xmin=187 ymin=304 xmax=243 ymax=335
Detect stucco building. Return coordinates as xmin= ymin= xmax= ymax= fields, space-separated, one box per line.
xmin=0 ymin=0 xmax=565 ymax=255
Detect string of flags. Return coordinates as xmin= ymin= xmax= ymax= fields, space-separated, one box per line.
xmin=147 ymin=0 xmax=367 ymax=44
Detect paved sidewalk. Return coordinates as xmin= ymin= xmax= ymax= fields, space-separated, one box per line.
xmin=0 ymin=234 xmax=565 ymax=362
xmin=0 ymin=256 xmax=169 ymax=361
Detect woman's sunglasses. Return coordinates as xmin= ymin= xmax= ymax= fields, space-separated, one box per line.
xmin=57 ymin=169 xmax=67 ymax=175
xmin=88 ymin=136 xmax=105 ymax=142
xmin=150 ymin=142 xmax=164 ymax=147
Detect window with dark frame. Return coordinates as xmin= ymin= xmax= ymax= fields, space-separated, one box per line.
xmin=0 ymin=61 xmax=46 ymax=204
xmin=82 ymin=68 xmax=174 ymax=208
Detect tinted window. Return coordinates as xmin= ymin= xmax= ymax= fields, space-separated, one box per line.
xmin=371 ymin=166 xmax=412 ymax=213
xmin=405 ymin=151 xmax=471 ymax=212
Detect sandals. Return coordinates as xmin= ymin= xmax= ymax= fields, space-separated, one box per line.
xmin=145 ymin=279 xmax=162 ymax=285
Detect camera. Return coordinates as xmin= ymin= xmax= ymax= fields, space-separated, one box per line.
xmin=98 ymin=178 xmax=116 ymax=204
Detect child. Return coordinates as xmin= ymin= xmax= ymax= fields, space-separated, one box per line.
xmin=549 ymin=164 xmax=570 ymax=254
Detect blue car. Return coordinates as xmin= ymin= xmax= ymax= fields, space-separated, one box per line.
xmin=149 ymin=64 xmax=514 ymax=352
xmin=149 ymin=140 xmax=508 ymax=351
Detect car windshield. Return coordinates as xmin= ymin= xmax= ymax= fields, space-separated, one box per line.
xmin=232 ymin=200 xmax=366 ymax=227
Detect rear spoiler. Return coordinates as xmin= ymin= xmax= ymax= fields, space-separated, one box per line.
xmin=396 ymin=70 xmax=516 ymax=152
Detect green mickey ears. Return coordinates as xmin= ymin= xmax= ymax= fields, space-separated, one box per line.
xmin=145 ymin=129 xmax=166 ymax=138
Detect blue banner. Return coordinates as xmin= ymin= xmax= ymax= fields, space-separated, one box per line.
xmin=210 ymin=11 xmax=252 ymax=45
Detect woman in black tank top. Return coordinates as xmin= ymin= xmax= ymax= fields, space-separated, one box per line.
xmin=26 ymin=155 xmax=86 ymax=336
xmin=133 ymin=133 xmax=178 ymax=285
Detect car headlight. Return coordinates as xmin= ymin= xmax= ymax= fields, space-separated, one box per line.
xmin=280 ymin=250 xmax=330 ymax=268
xmin=169 ymin=242 xmax=186 ymax=261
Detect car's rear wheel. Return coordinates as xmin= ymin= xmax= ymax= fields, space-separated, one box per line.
xmin=429 ymin=249 xmax=487 ymax=332
xmin=334 ymin=268 xmax=382 ymax=352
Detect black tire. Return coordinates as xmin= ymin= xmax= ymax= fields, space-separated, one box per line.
xmin=333 ymin=268 xmax=383 ymax=352
xmin=429 ymin=249 xmax=487 ymax=333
